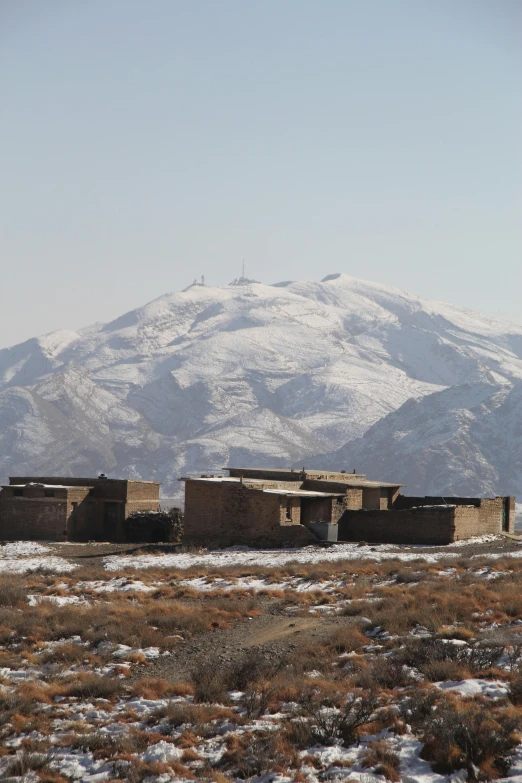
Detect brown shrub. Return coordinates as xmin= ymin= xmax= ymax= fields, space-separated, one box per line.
xmin=131 ymin=678 xmax=193 ymax=700
xmin=41 ymin=642 xmax=87 ymax=664
xmin=362 ymin=740 xmax=401 ymax=781
xmin=226 ymin=649 xmax=278 ymax=691
xmin=420 ymin=697 xmax=520 ymax=780
xmin=0 ymin=575 xmax=27 ymax=607
xmin=286 ymin=688 xmax=379 ymax=748
xmin=62 ymin=673 xmax=127 ymax=700
xmin=2 ymin=751 xmax=52 ymax=777
xmin=191 ymin=662 xmax=229 ymax=704
xmin=218 ymin=731 xmax=299 ymax=778
xmin=326 ymin=626 xmax=366 ymax=655
xmin=355 ymin=656 xmax=415 ymax=690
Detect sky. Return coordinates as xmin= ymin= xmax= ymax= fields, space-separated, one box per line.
xmin=0 ymin=0 xmax=520 ymax=349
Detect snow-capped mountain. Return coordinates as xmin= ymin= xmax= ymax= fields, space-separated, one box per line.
xmin=1 ymin=274 xmax=522 ymax=500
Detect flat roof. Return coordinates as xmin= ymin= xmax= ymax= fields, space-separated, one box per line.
xmin=4 ymin=484 xmax=85 ymax=489
xmin=226 ymin=467 xmax=402 ymax=487
xmin=263 ymin=489 xmax=344 ymax=497
xmin=181 ymin=475 xmax=402 ymax=489
xmin=227 ymin=467 xmax=367 ymax=477
xmin=9 ymin=477 xmax=159 ymax=484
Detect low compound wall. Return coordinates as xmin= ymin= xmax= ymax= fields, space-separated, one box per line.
xmin=337 ymin=506 xmax=459 ymax=545
xmin=394 ymin=495 xmax=515 ymax=536
xmin=0 ymin=497 xmax=69 ymax=541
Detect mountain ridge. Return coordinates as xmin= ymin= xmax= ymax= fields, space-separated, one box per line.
xmin=1 ymin=274 xmax=521 ymax=500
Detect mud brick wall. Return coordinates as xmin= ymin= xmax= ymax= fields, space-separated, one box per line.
xmin=301 ymin=483 xmax=364 ymax=508
xmin=331 ymin=496 xmax=349 ymax=524
xmin=345 ymin=487 xmax=364 ymax=509
xmin=10 ymin=477 xmax=96 ymax=487
xmin=301 ymin=497 xmax=333 ymax=526
xmin=362 ymin=488 xmax=381 ymax=510
xmin=394 ymin=495 xmax=480 ymax=510
xmin=506 ymin=496 xmax=516 ymax=534
xmin=125 ymin=481 xmax=161 ymax=524
xmin=0 ymin=497 xmax=68 ymax=541
xmin=453 ymin=505 xmax=483 ymax=540
xmin=183 ymin=481 xmax=316 ymax=546
xmin=229 ymin=469 xmax=305 ymax=482
xmin=65 ymin=488 xmax=94 ymax=540
xmin=395 ymin=495 xmax=514 ymax=536
xmin=126 ymin=482 xmax=161 ymax=503
xmin=476 ymin=497 xmax=506 ymax=535
xmin=337 ymin=507 xmax=457 ymax=545
xmin=280 ymin=496 xmax=301 ymax=526
xmin=184 ymin=481 xmax=280 ymax=543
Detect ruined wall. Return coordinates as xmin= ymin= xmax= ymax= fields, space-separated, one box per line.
xmin=337 ymin=507 xmax=457 ymax=545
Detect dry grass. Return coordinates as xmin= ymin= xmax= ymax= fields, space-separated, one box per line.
xmin=420 ymin=696 xmax=521 ymax=780
xmin=61 ymin=673 xmax=128 ymax=700
xmin=2 ymin=555 xmax=522 ymax=783
xmin=131 ymin=678 xmax=194 ymax=699
xmin=0 ymin=574 xmax=27 ymax=607
xmin=362 ymin=740 xmax=401 ymax=782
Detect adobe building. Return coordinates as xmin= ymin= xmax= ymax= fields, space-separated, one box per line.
xmin=0 ymin=476 xmax=160 ymax=542
xmin=181 ymin=467 xmax=515 ymax=547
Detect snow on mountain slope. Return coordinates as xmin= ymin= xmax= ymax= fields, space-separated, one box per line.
xmin=315 ymin=379 xmax=522 ymax=497
xmin=1 ymin=274 xmax=522 ymax=498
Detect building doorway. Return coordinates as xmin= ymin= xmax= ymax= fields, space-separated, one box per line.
xmin=66 ymin=501 xmax=78 ymax=541
xmin=502 ymin=498 xmax=511 ymax=532
xmin=103 ymin=502 xmax=119 ymax=538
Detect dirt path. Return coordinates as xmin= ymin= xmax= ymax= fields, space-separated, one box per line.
xmin=141 ymin=606 xmax=348 ymax=682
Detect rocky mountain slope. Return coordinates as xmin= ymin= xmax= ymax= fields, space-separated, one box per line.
xmin=1 ymin=274 xmax=521 ymax=500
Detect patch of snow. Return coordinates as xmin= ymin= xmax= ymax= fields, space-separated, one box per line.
xmin=78 ymin=577 xmax=155 ymax=593
xmin=103 ymin=541 xmax=475 ymax=571
xmin=0 ymin=541 xmax=51 ymax=557
xmin=436 ymin=679 xmax=508 ymax=699
xmin=141 ymin=740 xmax=183 ymax=764
xmin=28 ymin=594 xmax=89 ymax=606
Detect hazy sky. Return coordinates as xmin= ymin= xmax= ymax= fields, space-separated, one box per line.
xmin=1 ymin=0 xmax=520 ymax=349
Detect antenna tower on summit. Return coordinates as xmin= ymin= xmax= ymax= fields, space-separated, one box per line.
xmin=242 ymin=259 xmax=245 ymax=278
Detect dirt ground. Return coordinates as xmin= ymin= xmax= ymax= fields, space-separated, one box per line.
xmin=142 ymin=599 xmax=350 ymax=682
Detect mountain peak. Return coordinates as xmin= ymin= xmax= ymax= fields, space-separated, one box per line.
xmin=1 ymin=276 xmax=522 ymax=499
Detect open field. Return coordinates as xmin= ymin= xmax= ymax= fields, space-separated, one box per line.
xmin=3 ymin=539 xmax=522 ymax=781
